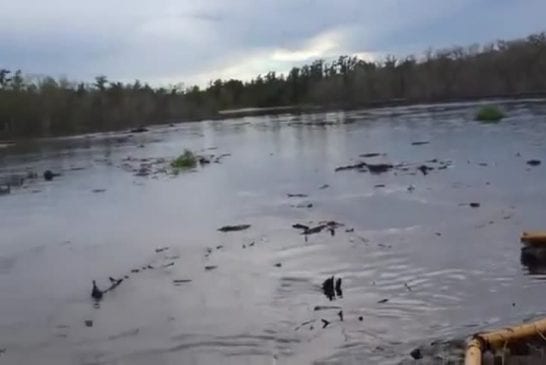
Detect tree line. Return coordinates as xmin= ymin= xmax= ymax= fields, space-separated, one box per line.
xmin=1 ymin=31 xmax=546 ymax=138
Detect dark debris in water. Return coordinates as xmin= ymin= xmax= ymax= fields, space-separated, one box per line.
xmin=130 ymin=127 xmax=148 ymax=133
xmin=84 ymin=320 xmax=93 ymax=327
xmin=43 ymin=170 xmax=61 ymax=181
xmin=322 ymin=276 xmax=342 ymax=300
xmin=173 ymin=279 xmax=192 ymax=285
xmin=292 ymin=223 xmax=309 ymax=231
xmin=367 ymin=163 xmax=394 ymax=174
xmin=287 ymin=193 xmax=308 ymax=198
xmin=410 ymin=348 xmax=423 ymax=360
xmin=417 ymin=165 xmax=433 ymax=175
xmin=360 ymin=152 xmax=384 ymax=158
xmin=411 ymin=141 xmax=430 ymax=146
xmin=336 ymin=158 xmax=450 ymax=175
xmin=527 ymin=159 xmax=541 ymax=166
xmin=218 ymin=224 xmax=251 ymax=232
xmin=314 ymin=305 xmax=342 ymax=311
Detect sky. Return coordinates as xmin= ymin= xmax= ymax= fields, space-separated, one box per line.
xmin=0 ymin=0 xmax=545 ymax=87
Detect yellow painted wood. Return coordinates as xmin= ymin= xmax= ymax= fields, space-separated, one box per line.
xmin=465 ymin=317 xmax=546 ymax=365
xmin=464 ymin=338 xmax=482 ymax=365
xmin=521 ymin=231 xmax=546 ymax=246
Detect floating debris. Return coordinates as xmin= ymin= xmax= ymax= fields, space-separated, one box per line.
xmin=338 ymin=311 xmax=343 ymax=321
xmin=358 ymin=316 xmax=364 ymax=321
xmin=198 ymin=156 xmax=211 ymax=164
xmin=173 ymin=279 xmax=192 ymax=284
xmin=205 ymin=265 xmax=218 ymax=271
xmin=527 ymin=159 xmax=541 ymax=166
xmin=43 ymin=170 xmax=61 ymax=181
xmin=162 ymin=262 xmax=175 ymax=268
xmin=366 ymin=163 xmax=394 ymax=174
xmin=292 ymin=224 xmax=309 ymax=231
xmin=322 ymin=276 xmax=335 ymax=300
xmin=91 ymin=281 xmax=103 ymax=300
xmin=130 ymin=127 xmax=148 ymax=133
xmin=335 ymin=278 xmax=342 ymax=297
xmin=374 ymin=184 xmax=385 ymax=188
xmin=360 ymin=153 xmax=383 ymax=158
xmin=295 ymin=319 xmax=315 ymax=331
xmin=274 ymin=263 xmax=282 ymax=267
xmin=155 ymin=247 xmax=169 ymax=253
xmin=319 ymin=184 xmax=330 ymax=189
xmin=314 ymin=305 xmax=342 ymax=311
xmin=410 ymin=348 xmax=423 ymax=360
xmin=469 ymin=202 xmax=481 ymax=208
xmin=105 ymin=278 xmax=123 ymax=292
xmin=287 ymin=193 xmax=308 ymax=198
xmin=84 ymin=320 xmax=93 ymax=327
xmin=304 ymin=225 xmax=325 ymax=235
xmin=218 ymin=224 xmax=251 ymax=232
xmin=417 ymin=165 xmax=433 ymax=175
xmin=411 ymin=141 xmax=430 ymax=146
xmin=92 ymin=189 xmax=106 ymax=193
xmin=378 ymin=298 xmax=389 ymax=304
xmin=335 ymin=161 xmax=367 ymax=172
xmin=322 ymin=276 xmax=343 ymax=301
xmin=321 ymin=319 xmax=330 ymax=328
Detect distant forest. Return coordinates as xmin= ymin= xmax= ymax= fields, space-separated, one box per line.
xmin=1 ymin=32 xmax=546 ymax=138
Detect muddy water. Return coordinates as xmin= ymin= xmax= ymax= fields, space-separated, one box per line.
xmin=1 ymin=100 xmax=546 ymax=364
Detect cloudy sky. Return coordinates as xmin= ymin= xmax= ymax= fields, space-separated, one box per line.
xmin=1 ymin=0 xmax=544 ymax=86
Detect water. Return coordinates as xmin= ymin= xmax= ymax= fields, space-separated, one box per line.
xmin=1 ymin=100 xmax=546 ymax=364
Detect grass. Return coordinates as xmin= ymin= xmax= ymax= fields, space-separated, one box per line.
xmin=170 ymin=150 xmax=197 ymax=170
xmin=475 ymin=105 xmax=505 ymax=122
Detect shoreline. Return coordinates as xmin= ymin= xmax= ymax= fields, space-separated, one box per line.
xmin=2 ymin=92 xmax=546 ymax=144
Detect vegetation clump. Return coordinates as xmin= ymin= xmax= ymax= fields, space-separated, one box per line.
xmin=475 ymin=105 xmax=505 ymax=122
xmin=170 ymin=150 xmax=197 ymax=170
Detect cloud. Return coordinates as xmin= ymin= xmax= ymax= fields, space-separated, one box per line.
xmin=271 ymin=30 xmax=345 ymax=62
xmin=0 ymin=0 xmax=544 ymax=86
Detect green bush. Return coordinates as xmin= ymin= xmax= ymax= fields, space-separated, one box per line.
xmin=475 ymin=105 xmax=505 ymax=122
xmin=171 ymin=150 xmax=197 ymax=170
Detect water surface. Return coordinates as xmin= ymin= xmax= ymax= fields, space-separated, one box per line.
xmin=1 ymin=100 xmax=546 ymax=364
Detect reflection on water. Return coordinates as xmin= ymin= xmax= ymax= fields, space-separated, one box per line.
xmin=1 ymin=100 xmax=546 ymax=364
